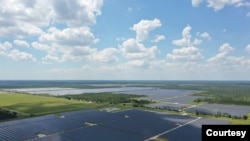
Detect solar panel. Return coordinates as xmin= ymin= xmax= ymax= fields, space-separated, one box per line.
xmin=29 ymin=117 xmax=82 ymax=133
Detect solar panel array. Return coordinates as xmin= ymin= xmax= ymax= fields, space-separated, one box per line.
xmin=186 ymin=103 xmax=250 ymax=116
xmin=0 ymin=109 xmax=228 ymax=141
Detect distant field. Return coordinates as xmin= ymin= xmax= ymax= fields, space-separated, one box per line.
xmin=230 ymin=113 xmax=250 ymax=125
xmin=0 ymin=92 xmax=100 ymax=116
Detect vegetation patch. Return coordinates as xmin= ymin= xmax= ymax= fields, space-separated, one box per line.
xmin=230 ymin=113 xmax=250 ymax=125
xmin=0 ymin=92 xmax=101 ymax=117
xmin=189 ymin=83 xmax=250 ymax=106
xmin=0 ymin=108 xmax=17 ymax=121
xmin=61 ymin=92 xmax=152 ymax=107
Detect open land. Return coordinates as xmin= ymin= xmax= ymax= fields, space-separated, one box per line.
xmin=0 ymin=92 xmax=101 ymax=116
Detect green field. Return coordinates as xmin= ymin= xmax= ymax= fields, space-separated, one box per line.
xmin=230 ymin=113 xmax=250 ymax=125
xmin=0 ymin=92 xmax=101 ymax=116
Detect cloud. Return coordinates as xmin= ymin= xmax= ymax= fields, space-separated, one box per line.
xmin=151 ymin=35 xmax=166 ymax=43
xmin=191 ymin=0 xmax=250 ymax=11
xmin=207 ymin=43 xmax=234 ymax=63
xmin=207 ymin=0 xmax=250 ymax=11
xmin=120 ymin=38 xmax=158 ymax=60
xmin=131 ymin=18 xmax=162 ymax=42
xmin=51 ymin=0 xmax=103 ymax=26
xmin=0 ymin=0 xmax=52 ymax=25
xmin=13 ymin=40 xmax=30 ymax=48
xmin=192 ymin=0 xmax=204 ymax=7
xmin=39 ymin=27 xmax=98 ymax=47
xmin=42 ymin=54 xmax=60 ymax=63
xmin=199 ymin=32 xmax=212 ymax=40
xmin=0 ymin=42 xmax=12 ymax=50
xmin=0 ymin=22 xmax=44 ymax=38
xmin=219 ymin=43 xmax=234 ymax=53
xmin=0 ymin=0 xmax=50 ymax=38
xmin=193 ymin=38 xmax=203 ymax=46
xmin=32 ymin=42 xmax=59 ymax=62
xmin=6 ymin=49 xmax=36 ymax=61
xmin=172 ymin=25 xmax=192 ymax=47
xmin=32 ymin=42 xmax=51 ymax=51
xmin=0 ymin=0 xmax=103 ymax=38
xmin=172 ymin=25 xmax=206 ymax=48
xmin=166 ymin=46 xmax=203 ymax=61
xmin=117 ymin=19 xmax=163 ymax=67
xmin=245 ymin=44 xmax=250 ymax=53
xmin=125 ymin=60 xmax=147 ymax=68
xmin=92 ymin=48 xmax=119 ymax=63
xmin=0 ymin=42 xmax=12 ymax=56
xmin=33 ymin=41 xmax=98 ymax=63
xmin=60 ymin=46 xmax=97 ymax=62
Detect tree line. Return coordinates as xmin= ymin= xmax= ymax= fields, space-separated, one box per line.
xmin=61 ymin=92 xmax=152 ymax=107
xmin=0 ymin=108 xmax=17 ymax=121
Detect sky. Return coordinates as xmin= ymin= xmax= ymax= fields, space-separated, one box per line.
xmin=0 ymin=0 xmax=250 ymax=80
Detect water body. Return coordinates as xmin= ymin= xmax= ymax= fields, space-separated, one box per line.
xmin=0 ymin=80 xmax=168 ymax=88
xmin=4 ymin=87 xmax=155 ymax=96
xmin=1 ymin=80 xmax=199 ymax=96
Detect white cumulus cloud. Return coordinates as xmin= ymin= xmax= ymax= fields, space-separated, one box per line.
xmin=192 ymin=0 xmax=204 ymax=7
xmin=42 ymin=54 xmax=60 ymax=63
xmin=207 ymin=0 xmax=250 ymax=11
xmin=167 ymin=46 xmax=203 ymax=61
xmin=120 ymin=38 xmax=158 ymax=60
xmin=219 ymin=43 xmax=234 ymax=53
xmin=14 ymin=40 xmax=30 ymax=48
xmin=0 ymin=0 xmax=50 ymax=38
xmin=207 ymin=43 xmax=234 ymax=63
xmin=172 ymin=25 xmax=192 ymax=47
xmin=131 ymin=18 xmax=162 ymax=42
xmin=199 ymin=32 xmax=212 ymax=40
xmin=126 ymin=60 xmax=147 ymax=68
xmin=151 ymin=35 xmax=166 ymax=43
xmin=92 ymin=48 xmax=119 ymax=63
xmin=245 ymin=44 xmax=250 ymax=53
xmin=32 ymin=42 xmax=51 ymax=51
xmin=0 ymin=42 xmax=12 ymax=56
xmin=7 ymin=49 xmax=36 ymax=61
xmin=51 ymin=0 xmax=103 ymax=27
xmin=191 ymin=0 xmax=250 ymax=11
xmin=0 ymin=0 xmax=103 ymax=38
xmin=39 ymin=27 xmax=98 ymax=47
xmin=172 ymin=25 xmax=206 ymax=47
xmin=60 ymin=46 xmax=97 ymax=62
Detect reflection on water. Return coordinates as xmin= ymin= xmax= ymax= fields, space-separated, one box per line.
xmin=4 ymin=87 xmax=155 ymax=96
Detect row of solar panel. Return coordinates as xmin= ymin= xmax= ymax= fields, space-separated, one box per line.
xmin=0 ymin=109 xmax=229 ymax=141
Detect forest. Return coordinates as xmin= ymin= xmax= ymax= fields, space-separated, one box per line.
xmin=61 ymin=93 xmax=152 ymax=107
xmin=190 ymin=83 xmax=250 ymax=106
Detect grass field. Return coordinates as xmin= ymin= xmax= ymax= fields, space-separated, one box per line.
xmin=0 ymin=92 xmax=101 ymax=116
xmin=230 ymin=113 xmax=250 ymax=125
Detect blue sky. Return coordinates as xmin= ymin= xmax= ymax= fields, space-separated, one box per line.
xmin=0 ymin=0 xmax=250 ymax=80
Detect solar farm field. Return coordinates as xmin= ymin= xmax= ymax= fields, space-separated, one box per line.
xmin=120 ymin=88 xmax=250 ymax=117
xmin=186 ymin=104 xmax=250 ymax=117
xmin=120 ymin=89 xmax=200 ymax=101
xmin=0 ymin=109 xmax=229 ymax=141
xmin=1 ymin=80 xmax=250 ymax=141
